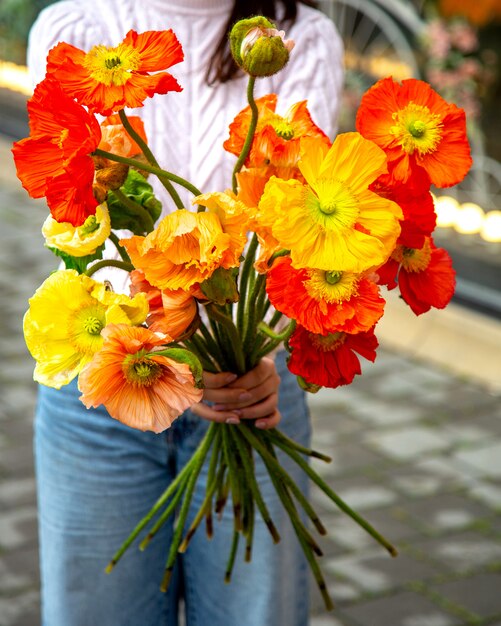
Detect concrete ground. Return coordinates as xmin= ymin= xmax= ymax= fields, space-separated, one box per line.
xmin=1 ymin=135 xmax=501 ymax=626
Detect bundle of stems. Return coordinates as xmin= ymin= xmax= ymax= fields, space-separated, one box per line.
xmin=99 ymin=80 xmax=397 ymax=611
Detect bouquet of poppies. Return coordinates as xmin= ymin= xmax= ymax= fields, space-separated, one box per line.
xmin=13 ymin=17 xmax=472 ymax=610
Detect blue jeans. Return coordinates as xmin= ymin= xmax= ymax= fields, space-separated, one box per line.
xmin=35 ymin=352 xmax=311 ymax=626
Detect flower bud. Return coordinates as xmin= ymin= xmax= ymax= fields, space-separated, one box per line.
xmin=230 ymin=16 xmax=294 ymax=77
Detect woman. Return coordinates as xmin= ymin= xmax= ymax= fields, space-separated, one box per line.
xmin=28 ymin=1 xmax=343 ymax=624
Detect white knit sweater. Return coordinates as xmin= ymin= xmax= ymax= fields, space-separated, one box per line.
xmin=28 ymin=0 xmax=344 ymax=290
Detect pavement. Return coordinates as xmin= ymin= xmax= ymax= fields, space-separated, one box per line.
xmin=1 ymin=133 xmax=501 ymax=626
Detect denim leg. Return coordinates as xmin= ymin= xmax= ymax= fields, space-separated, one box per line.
xmin=35 ymin=381 xmax=180 ymax=626
xmin=178 ymin=353 xmax=312 ymax=626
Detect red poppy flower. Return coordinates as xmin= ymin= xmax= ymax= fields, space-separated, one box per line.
xmin=377 ymin=238 xmax=456 ymax=315
xmin=287 ymin=325 xmax=379 ymax=388
xmin=12 ymin=78 xmax=100 ymax=226
xmin=266 ymin=256 xmax=385 ymax=335
xmin=372 ymin=179 xmax=437 ymax=249
xmin=46 ymin=29 xmax=183 ymax=116
xmin=356 ymin=77 xmax=472 ymax=188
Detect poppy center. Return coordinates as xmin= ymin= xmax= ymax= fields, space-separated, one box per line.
xmin=124 ymin=356 xmax=163 ymax=386
xmin=79 ymin=214 xmax=100 ymax=236
xmin=83 ymin=316 xmax=103 ymax=335
xmin=392 ymin=238 xmax=432 ymax=272
xmin=304 ymin=270 xmax=359 ymax=304
xmin=271 ymin=118 xmax=294 ymax=140
xmin=309 ymin=331 xmax=346 ymax=352
xmin=84 ymin=43 xmax=141 ymax=86
xmin=390 ymin=103 xmax=443 ymax=155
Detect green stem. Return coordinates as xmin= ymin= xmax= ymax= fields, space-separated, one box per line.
xmin=265 ymin=429 xmax=332 ymax=463
xmin=93 ymin=148 xmax=202 ymax=199
xmin=225 ymin=530 xmax=240 ymax=583
xmin=229 ymin=427 xmax=280 ymax=543
xmin=112 ymin=187 xmax=155 ymax=233
xmin=139 ymin=471 xmax=190 ymax=551
xmin=108 ymin=231 xmax=131 ymax=263
xmin=262 ymin=438 xmax=334 ymax=612
xmin=178 ymin=433 xmax=222 ymax=552
xmin=198 ymin=322 xmax=227 ymax=371
xmin=160 ymin=423 xmax=217 ymax=592
xmin=237 ymin=234 xmax=259 ymax=339
xmin=272 ymin=438 xmax=398 ymax=557
xmin=85 ymin=259 xmax=134 ymax=277
xmin=118 ymin=109 xmax=184 ymax=210
xmin=232 ymin=76 xmax=257 ymax=194
xmin=222 ymin=425 xmax=242 ymax=532
xmin=240 ymin=426 xmax=326 ymax=536
xmin=105 ymin=455 xmax=194 ymax=572
xmin=206 ymin=305 xmax=246 ymax=375
xmin=243 ymin=274 xmax=266 ymax=362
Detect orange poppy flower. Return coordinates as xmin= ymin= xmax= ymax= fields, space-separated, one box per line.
xmin=12 ymin=78 xmax=100 ymax=226
xmin=377 ymin=237 xmax=456 ymax=315
xmin=99 ymin=114 xmax=148 ymax=157
xmin=439 ymin=0 xmax=501 ymax=25
xmin=356 ymin=77 xmax=472 ymax=188
xmin=224 ymin=94 xmax=330 ymax=168
xmin=267 ymin=256 xmax=385 ymax=335
xmin=130 ymin=269 xmax=202 ymax=339
xmin=78 ymin=324 xmax=203 ymax=433
xmin=46 ymin=29 xmax=183 ymax=116
xmin=287 ymin=325 xmax=379 ymax=389
xmin=122 ymin=201 xmax=247 ymax=291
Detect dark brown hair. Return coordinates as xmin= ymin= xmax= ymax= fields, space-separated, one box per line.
xmin=206 ymin=0 xmax=316 ymax=85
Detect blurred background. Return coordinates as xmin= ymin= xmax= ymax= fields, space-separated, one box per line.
xmin=0 ymin=1 xmax=500 ymax=625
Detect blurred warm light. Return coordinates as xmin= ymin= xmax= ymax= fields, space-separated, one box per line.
xmin=433 ymin=194 xmax=501 ymax=242
xmin=434 ymin=194 xmax=461 ymax=227
xmin=481 ymin=210 xmax=501 ymax=242
xmin=454 ymin=202 xmax=485 ymax=234
xmin=0 ymin=61 xmax=32 ymax=96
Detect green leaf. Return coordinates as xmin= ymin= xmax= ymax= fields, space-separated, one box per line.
xmin=47 ymin=244 xmax=105 ymax=274
xmin=149 ymin=348 xmax=204 ymax=388
xmin=107 ymin=169 xmax=162 ymax=234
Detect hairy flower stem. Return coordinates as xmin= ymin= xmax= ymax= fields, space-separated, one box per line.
xmin=222 ymin=425 xmax=243 ymax=532
xmin=139 ymin=472 xmax=190 ymax=551
xmin=93 ymin=148 xmax=202 ymax=199
xmin=265 ymin=429 xmax=332 ymax=463
xmin=229 ymin=427 xmax=280 ymax=543
xmin=105 ymin=452 xmax=195 ymax=572
xmin=85 ymin=259 xmax=134 ymax=277
xmin=118 ymin=109 xmax=184 ymax=210
xmin=240 ymin=426 xmax=326 ymax=536
xmin=225 ymin=530 xmax=240 ymax=583
xmin=178 ymin=434 xmax=222 ymax=553
xmin=261 ymin=438 xmax=334 ymax=612
xmin=271 ymin=438 xmax=399 ymax=558
xmin=160 ymin=424 xmax=217 ymax=592
xmin=206 ymin=305 xmax=246 ymax=375
xmin=232 ymin=76 xmax=257 ymax=194
xmin=108 ymin=231 xmax=131 ymax=263
xmin=237 ymin=234 xmax=259 ymax=340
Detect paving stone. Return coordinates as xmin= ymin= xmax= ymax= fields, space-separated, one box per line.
xmin=0 ymin=506 xmax=38 ymax=550
xmin=319 ymin=505 xmax=419 ymax=552
xmin=341 ymin=591 xmax=459 ymax=626
xmin=365 ymin=426 xmax=451 ymax=461
xmin=325 ymin=550 xmax=446 ymax=594
xmin=467 ymin=480 xmax=501 ymax=511
xmin=402 ymin=493 xmax=492 ymax=533
xmin=346 ymin=397 xmax=423 ymax=427
xmin=413 ymin=530 xmax=501 ymax=571
xmin=0 ymin=591 xmax=40 ymax=626
xmin=454 ymin=442 xmax=501 ymax=479
xmin=436 ymin=573 xmax=501 ymax=618
xmin=310 ymin=615 xmax=350 ymax=626
xmin=310 ymin=442 xmax=387 ymax=478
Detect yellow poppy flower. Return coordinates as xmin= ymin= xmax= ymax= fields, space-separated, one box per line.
xmin=23 ymin=269 xmax=148 ymax=389
xmin=42 ymin=203 xmax=111 ymax=256
xmin=257 ymin=133 xmax=403 ymax=273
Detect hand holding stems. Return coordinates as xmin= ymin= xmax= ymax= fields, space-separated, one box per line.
xmin=190 ymin=357 xmax=281 ymax=429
